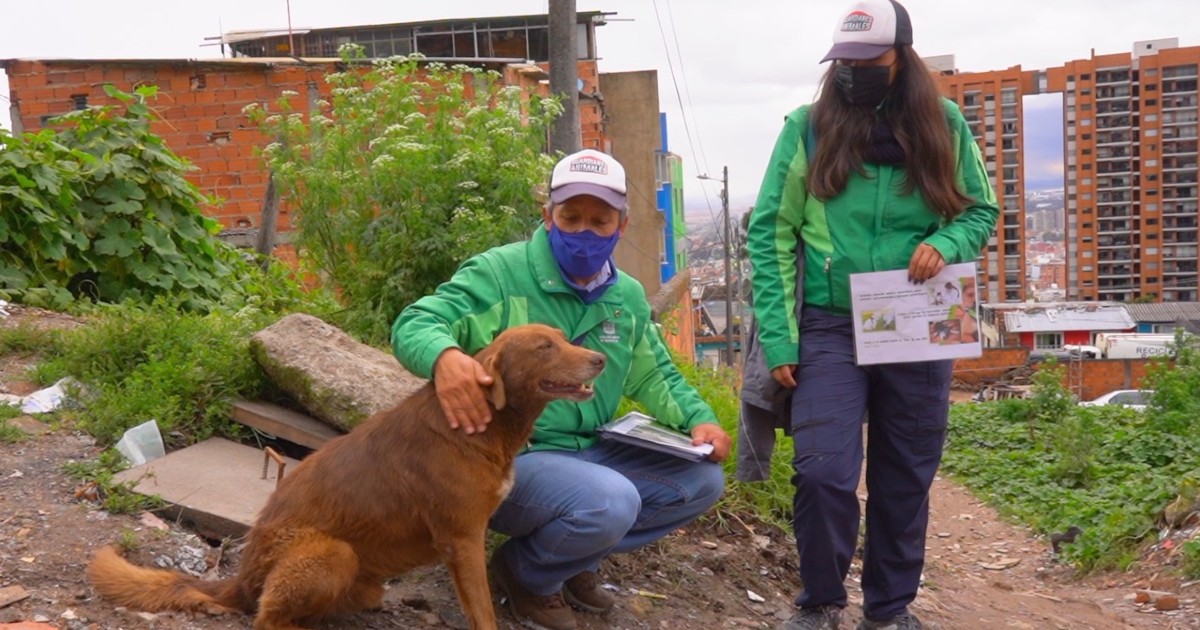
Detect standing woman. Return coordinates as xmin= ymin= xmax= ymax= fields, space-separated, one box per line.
xmin=745 ymin=1 xmax=999 ymax=629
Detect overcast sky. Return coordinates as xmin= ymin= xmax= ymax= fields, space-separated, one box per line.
xmin=0 ymin=0 xmax=1193 ymax=222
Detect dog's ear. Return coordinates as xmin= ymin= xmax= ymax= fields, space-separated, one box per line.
xmin=481 ymin=352 xmax=506 ymax=411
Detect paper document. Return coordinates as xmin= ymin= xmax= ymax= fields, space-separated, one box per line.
xmin=597 ymin=412 xmax=714 ymax=462
xmin=849 ymin=262 xmax=982 ymax=366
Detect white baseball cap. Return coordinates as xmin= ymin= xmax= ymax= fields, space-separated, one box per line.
xmin=821 ymin=0 xmax=914 ymax=63
xmin=549 ymin=149 xmax=628 ymax=211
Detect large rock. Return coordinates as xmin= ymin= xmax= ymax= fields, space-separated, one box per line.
xmin=249 ymin=313 xmax=427 ymax=431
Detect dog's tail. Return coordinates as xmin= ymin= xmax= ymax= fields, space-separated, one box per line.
xmin=87 ymin=545 xmax=240 ymax=614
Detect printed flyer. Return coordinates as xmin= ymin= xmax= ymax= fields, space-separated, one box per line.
xmin=849 ymin=262 xmax=982 ymax=366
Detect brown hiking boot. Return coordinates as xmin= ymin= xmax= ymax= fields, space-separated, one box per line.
xmin=563 ymin=571 xmax=615 ymax=614
xmin=489 ymin=552 xmax=577 ymax=630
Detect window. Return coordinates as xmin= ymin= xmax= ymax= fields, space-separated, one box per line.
xmin=1035 ymin=333 xmax=1064 ymax=349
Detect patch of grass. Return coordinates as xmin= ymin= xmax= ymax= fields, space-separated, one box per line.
xmin=0 ymin=420 xmax=27 ymax=443
xmin=1183 ymin=540 xmax=1200 ymax=579
xmin=0 ymin=323 xmax=60 ymax=355
xmin=0 ymin=404 xmax=29 ymax=442
xmin=62 ymin=449 xmax=165 ymax=515
xmin=40 ymin=299 xmax=285 ymax=447
xmin=116 ymin=528 xmax=140 ymax=553
xmin=942 ymin=350 xmax=1200 ymax=573
xmin=658 ymin=353 xmax=794 ymax=533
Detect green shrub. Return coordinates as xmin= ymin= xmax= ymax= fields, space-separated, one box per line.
xmin=250 ymin=51 xmax=562 ymax=343
xmin=0 ymin=85 xmax=325 ymax=315
xmin=944 ymin=370 xmax=1200 ymax=572
xmin=42 ymin=300 xmax=284 ymax=446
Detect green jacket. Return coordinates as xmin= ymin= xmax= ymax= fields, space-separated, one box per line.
xmin=747 ymin=100 xmax=1000 ymax=371
xmin=391 ymin=225 xmax=717 ymax=451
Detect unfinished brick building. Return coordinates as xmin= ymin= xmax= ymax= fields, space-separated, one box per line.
xmin=0 ymin=12 xmax=610 ymax=255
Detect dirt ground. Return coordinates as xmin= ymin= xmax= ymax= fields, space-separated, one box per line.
xmin=1 ymin=305 xmax=1197 ymax=630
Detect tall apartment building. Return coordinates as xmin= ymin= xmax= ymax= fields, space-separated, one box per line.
xmin=931 ymin=38 xmax=1200 ymax=303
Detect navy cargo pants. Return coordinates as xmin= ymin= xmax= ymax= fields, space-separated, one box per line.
xmin=789 ymin=306 xmax=953 ymax=621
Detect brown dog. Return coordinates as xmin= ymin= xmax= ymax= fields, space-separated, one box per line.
xmin=87 ymin=323 xmax=606 ymax=630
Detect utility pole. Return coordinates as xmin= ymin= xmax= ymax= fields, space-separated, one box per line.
xmin=729 ymin=219 xmax=739 ymax=357
xmin=699 ymin=166 xmax=734 ymax=367
xmin=720 ymin=166 xmax=733 ymax=367
xmin=548 ymin=0 xmax=581 ymax=154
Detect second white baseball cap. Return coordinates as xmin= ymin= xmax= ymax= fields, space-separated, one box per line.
xmin=549 ymin=149 xmax=628 ymax=210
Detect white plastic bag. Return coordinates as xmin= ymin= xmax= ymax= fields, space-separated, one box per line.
xmin=114 ymin=420 xmax=166 ymax=466
xmin=20 ymin=377 xmax=76 ymax=414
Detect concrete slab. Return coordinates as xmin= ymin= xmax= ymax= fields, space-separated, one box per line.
xmin=113 ymin=438 xmax=299 ymax=540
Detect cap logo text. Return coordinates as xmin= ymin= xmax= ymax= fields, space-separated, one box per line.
xmin=841 ymin=11 xmax=875 ymax=32
xmin=569 ymin=157 xmax=608 ymax=175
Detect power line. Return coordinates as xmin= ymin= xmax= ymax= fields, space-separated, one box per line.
xmin=663 ymin=0 xmax=711 ymax=177
xmin=649 ymin=0 xmax=722 ymax=243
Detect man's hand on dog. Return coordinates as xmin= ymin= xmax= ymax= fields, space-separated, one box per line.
xmin=434 ymin=348 xmax=494 ymax=434
xmin=691 ymin=423 xmax=732 ymax=462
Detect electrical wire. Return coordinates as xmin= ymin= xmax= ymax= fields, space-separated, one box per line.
xmin=649 ymin=0 xmax=723 ymax=248
xmin=663 ymin=0 xmax=711 ymax=177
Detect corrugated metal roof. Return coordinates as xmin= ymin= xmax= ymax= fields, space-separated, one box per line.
xmin=213 ymin=29 xmax=314 ymax=45
xmin=1003 ymin=304 xmax=1135 ymax=333
xmin=205 ymin=11 xmax=613 ymax=46
xmin=1122 ymin=302 xmax=1200 ymax=323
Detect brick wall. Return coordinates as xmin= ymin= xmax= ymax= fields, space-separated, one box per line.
xmin=5 ymin=59 xmax=343 ymax=246
xmin=648 ymin=269 xmax=696 ymax=362
xmin=4 ymin=58 xmax=604 ymax=247
xmin=954 ymin=347 xmax=1167 ymax=400
xmin=953 ymin=347 xmax=1029 ymax=385
xmin=1050 ymin=359 xmax=1166 ymax=402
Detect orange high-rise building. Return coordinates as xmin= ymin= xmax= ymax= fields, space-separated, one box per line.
xmin=931 ymin=38 xmax=1199 ymax=303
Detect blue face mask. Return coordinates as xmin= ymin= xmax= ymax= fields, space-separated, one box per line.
xmin=547 ymin=223 xmax=619 ymax=280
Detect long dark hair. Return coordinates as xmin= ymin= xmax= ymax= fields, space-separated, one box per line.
xmin=808 ymin=45 xmax=972 ymax=220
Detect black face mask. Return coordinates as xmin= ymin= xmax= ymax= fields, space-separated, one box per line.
xmin=834 ymin=64 xmax=892 ymax=108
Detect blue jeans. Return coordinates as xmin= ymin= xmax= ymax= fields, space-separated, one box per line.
xmin=489 ymin=439 xmax=725 ymax=596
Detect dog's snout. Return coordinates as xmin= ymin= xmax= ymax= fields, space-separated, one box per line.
xmin=587 ymin=352 xmax=606 ymax=371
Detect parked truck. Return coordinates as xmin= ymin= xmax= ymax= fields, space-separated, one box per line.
xmin=1094 ymin=333 xmax=1177 ymax=359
